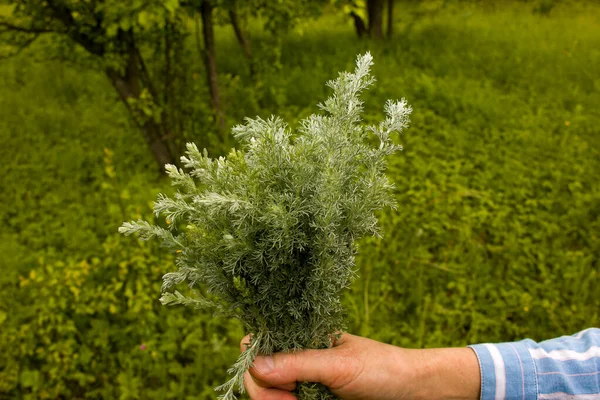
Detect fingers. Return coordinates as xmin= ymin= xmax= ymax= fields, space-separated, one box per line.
xmin=251 ymin=372 xmax=297 ymax=392
xmin=331 ymin=332 xmax=351 ymax=347
xmin=239 ymin=333 xmax=352 ymax=353
xmin=244 ymin=371 xmax=297 ymax=400
xmin=240 ymin=335 xmax=252 ymax=352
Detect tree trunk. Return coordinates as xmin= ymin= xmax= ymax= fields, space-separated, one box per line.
xmin=228 ymin=7 xmax=255 ymax=77
xmin=350 ymin=11 xmax=368 ymax=38
xmin=199 ymin=1 xmax=226 ymax=138
xmin=367 ymin=0 xmax=385 ymax=39
xmin=105 ymin=39 xmax=173 ymax=169
xmin=386 ymin=0 xmax=394 ymax=39
xmin=162 ymin=21 xmax=180 ymax=162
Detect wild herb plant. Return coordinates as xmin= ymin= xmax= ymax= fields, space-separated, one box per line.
xmin=119 ymin=53 xmax=411 ymax=400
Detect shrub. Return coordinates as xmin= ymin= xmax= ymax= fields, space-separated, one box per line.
xmin=3 ymin=233 xmax=243 ymax=399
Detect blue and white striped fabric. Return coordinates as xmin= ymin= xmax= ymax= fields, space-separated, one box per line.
xmin=469 ymin=328 xmax=600 ymax=400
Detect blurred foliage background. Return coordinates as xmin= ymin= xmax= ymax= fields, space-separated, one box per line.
xmin=0 ymin=0 xmax=599 ymax=398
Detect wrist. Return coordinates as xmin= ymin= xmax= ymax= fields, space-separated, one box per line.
xmin=406 ymin=347 xmax=481 ymax=400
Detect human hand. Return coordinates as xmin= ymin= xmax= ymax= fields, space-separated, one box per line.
xmin=240 ymin=332 xmax=480 ymax=400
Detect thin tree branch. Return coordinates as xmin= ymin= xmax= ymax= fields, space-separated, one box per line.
xmin=0 ymin=20 xmax=57 ymax=34
xmin=0 ymin=34 xmax=39 ymax=60
xmin=228 ymin=7 xmax=255 ymax=77
xmin=45 ymin=0 xmax=105 ymax=55
xmin=135 ymin=44 xmax=158 ymax=100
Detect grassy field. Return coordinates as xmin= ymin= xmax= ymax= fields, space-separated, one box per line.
xmin=1 ymin=0 xmax=599 ymax=397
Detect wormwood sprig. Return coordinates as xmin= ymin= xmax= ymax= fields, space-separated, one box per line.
xmin=119 ymin=53 xmax=411 ymax=400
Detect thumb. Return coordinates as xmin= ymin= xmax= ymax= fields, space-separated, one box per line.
xmin=250 ymin=335 xmax=353 ymax=389
xmin=251 ymin=349 xmax=335 ymax=388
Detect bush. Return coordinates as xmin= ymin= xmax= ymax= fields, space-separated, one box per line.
xmin=3 ymin=232 xmax=243 ymax=399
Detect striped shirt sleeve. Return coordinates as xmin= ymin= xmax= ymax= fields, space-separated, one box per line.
xmin=469 ymin=328 xmax=600 ymax=400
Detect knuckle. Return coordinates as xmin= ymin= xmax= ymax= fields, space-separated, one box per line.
xmin=328 ymin=348 xmax=364 ymax=390
xmin=239 ymin=335 xmax=251 ymax=352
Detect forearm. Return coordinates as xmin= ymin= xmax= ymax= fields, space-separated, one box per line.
xmin=404 ymin=347 xmax=481 ymax=400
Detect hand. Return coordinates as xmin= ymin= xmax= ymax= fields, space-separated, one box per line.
xmin=240 ymin=332 xmax=481 ymax=400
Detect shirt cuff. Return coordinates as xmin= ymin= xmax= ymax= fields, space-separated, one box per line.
xmin=469 ymin=341 xmax=538 ymax=400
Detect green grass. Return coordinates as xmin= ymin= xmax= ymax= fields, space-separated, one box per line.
xmin=0 ymin=0 xmax=599 ymax=397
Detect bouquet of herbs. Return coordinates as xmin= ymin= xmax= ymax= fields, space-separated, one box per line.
xmin=120 ymin=53 xmax=411 ymax=400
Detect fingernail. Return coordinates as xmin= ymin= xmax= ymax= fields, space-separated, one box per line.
xmin=253 ymin=355 xmax=275 ymax=374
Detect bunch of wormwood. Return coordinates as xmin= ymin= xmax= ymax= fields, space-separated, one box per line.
xmin=120 ymin=53 xmax=411 ymax=400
